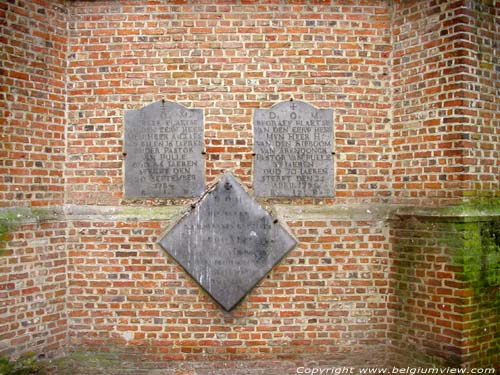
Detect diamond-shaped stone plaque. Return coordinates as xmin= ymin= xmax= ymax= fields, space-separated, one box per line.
xmin=158 ymin=173 xmax=297 ymax=311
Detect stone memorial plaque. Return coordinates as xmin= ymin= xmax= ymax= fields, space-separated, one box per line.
xmin=254 ymin=100 xmax=334 ymax=197
xmin=159 ymin=173 xmax=297 ymax=311
xmin=124 ymin=101 xmax=204 ymax=198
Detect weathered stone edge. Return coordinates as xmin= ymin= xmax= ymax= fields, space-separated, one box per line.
xmin=1 ymin=202 xmax=499 ymax=224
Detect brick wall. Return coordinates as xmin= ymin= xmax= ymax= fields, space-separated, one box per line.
xmin=389 ymin=214 xmax=466 ymax=366
xmin=0 ymin=0 xmax=67 ymax=207
xmin=392 ymin=0 xmax=465 ymax=204
xmin=64 ymin=205 xmax=390 ymax=368
xmin=0 ymin=211 xmax=67 ymax=358
xmin=0 ymin=0 xmax=69 ymax=362
xmin=460 ymin=0 xmax=500 ymax=197
xmin=1 ymin=0 xmax=499 ymax=372
xmin=392 ymin=0 xmax=500 ymax=205
xmin=61 ymin=1 xmax=396 ymax=368
xmin=389 ymin=211 xmax=500 ymax=371
xmin=65 ymin=0 xmax=392 ymax=205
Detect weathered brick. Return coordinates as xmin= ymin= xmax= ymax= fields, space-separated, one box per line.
xmin=1 ymin=0 xmax=499 ymax=372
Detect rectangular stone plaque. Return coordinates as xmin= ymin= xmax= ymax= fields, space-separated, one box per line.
xmin=254 ymin=100 xmax=334 ymax=197
xmin=124 ymin=101 xmax=204 ymax=198
xmin=159 ymin=173 xmax=297 ymax=311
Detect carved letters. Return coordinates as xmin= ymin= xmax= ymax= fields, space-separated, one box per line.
xmin=124 ymin=100 xmax=333 ymax=199
xmin=253 ymin=101 xmax=334 ymax=197
xmin=124 ymin=101 xmax=204 ymax=198
xmin=158 ymin=173 xmax=297 ymax=311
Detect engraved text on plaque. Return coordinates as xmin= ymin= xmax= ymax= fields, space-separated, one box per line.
xmin=254 ymin=101 xmax=334 ymax=197
xmin=159 ymin=173 xmax=297 ymax=311
xmin=124 ymin=101 xmax=204 ymax=198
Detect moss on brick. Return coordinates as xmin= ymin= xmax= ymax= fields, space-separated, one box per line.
xmin=0 ymin=207 xmax=62 ymax=254
xmin=53 ymin=350 xmax=116 ymax=374
xmin=0 ymin=222 xmax=8 ymax=254
xmin=445 ymin=219 xmax=500 ymax=298
xmin=390 ymin=199 xmax=500 ymax=367
xmin=395 ymin=198 xmax=500 ymax=219
xmin=459 ymin=217 xmax=500 ymax=367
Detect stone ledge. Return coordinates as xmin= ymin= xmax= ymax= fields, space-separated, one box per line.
xmin=273 ymin=204 xmax=394 ymax=221
xmin=63 ymin=205 xmax=184 ymax=221
xmin=392 ymin=203 xmax=500 ymax=222
xmin=2 ymin=203 xmax=499 ymax=224
xmin=0 ymin=207 xmax=64 ymax=224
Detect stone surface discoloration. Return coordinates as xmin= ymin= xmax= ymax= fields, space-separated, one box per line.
xmin=159 ymin=173 xmax=297 ymax=311
xmin=124 ymin=101 xmax=204 ymax=198
xmin=253 ymin=101 xmax=334 ymax=197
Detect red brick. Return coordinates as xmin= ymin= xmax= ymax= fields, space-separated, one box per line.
xmin=2 ymin=0 xmax=499 ymax=371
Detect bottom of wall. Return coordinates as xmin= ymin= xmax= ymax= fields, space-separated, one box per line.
xmin=2 ymin=203 xmax=499 ymax=373
xmin=54 ymin=347 xmax=390 ymax=375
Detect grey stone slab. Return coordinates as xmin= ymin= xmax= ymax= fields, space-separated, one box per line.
xmin=124 ymin=101 xmax=204 ymax=198
xmin=158 ymin=173 xmax=297 ymax=311
xmin=254 ymin=100 xmax=334 ymax=197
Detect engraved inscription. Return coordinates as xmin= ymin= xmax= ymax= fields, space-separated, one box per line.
xmin=159 ymin=173 xmax=297 ymax=311
xmin=124 ymin=101 xmax=204 ymax=198
xmin=254 ymin=101 xmax=334 ymax=197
